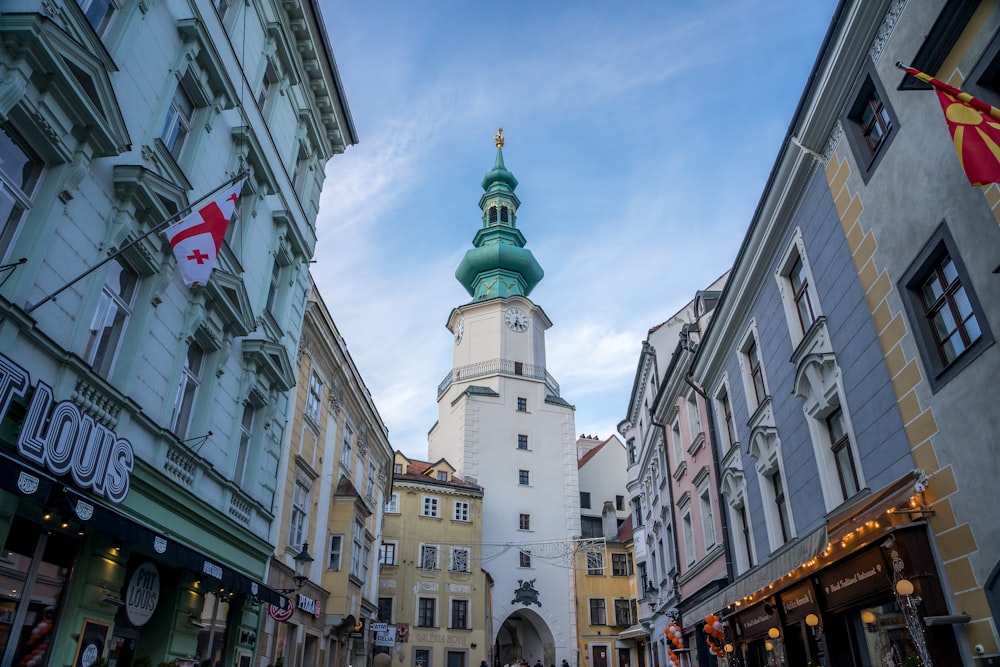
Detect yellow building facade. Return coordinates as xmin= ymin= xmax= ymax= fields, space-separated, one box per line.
xmin=379 ymin=452 xmax=492 ymax=667
xmin=259 ymin=279 xmax=394 ymax=667
xmin=575 ymin=518 xmax=641 ymax=667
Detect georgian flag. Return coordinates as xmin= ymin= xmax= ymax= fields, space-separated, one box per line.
xmin=165 ymin=180 xmax=244 ymax=286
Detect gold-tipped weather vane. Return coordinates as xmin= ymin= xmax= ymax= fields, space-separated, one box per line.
xmin=494 ymin=126 xmax=504 ymax=148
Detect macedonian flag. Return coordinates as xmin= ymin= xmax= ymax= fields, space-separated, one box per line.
xmin=901 ymin=63 xmax=1000 ymax=186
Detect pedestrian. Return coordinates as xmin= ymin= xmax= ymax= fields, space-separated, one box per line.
xmin=534 ymin=660 xmax=543 ymax=667
xmin=562 ymin=660 xmax=570 ymax=667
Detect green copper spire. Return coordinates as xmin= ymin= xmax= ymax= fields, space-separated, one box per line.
xmin=455 ymin=129 xmax=544 ymax=301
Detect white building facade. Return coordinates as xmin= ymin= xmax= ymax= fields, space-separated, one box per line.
xmin=428 ymin=133 xmax=580 ymax=667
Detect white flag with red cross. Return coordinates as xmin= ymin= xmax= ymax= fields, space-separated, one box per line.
xmin=165 ymin=179 xmax=244 ymax=287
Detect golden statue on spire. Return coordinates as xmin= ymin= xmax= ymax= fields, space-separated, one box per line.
xmin=494 ymin=127 xmax=504 ymax=149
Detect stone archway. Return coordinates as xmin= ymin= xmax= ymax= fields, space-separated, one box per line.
xmin=495 ymin=608 xmax=555 ymax=667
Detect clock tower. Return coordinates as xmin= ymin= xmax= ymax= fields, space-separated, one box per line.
xmin=429 ymin=130 xmax=581 ymax=667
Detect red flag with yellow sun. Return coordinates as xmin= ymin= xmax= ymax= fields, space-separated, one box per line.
xmin=901 ymin=63 xmax=1000 ymax=185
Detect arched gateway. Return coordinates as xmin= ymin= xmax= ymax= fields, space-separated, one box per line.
xmin=496 ymin=608 xmax=555 ymax=667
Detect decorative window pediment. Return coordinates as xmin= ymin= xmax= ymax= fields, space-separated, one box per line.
xmin=0 ymin=12 xmax=130 ymax=160
xmin=243 ymin=339 xmax=295 ymax=392
xmin=204 ymin=268 xmax=255 ymax=337
xmin=790 ymin=316 xmax=832 ymax=366
xmin=720 ymin=467 xmax=745 ymax=506
xmin=273 ymin=210 xmax=313 ymax=263
xmin=793 ymin=352 xmax=840 ymax=419
xmin=747 ymin=424 xmax=780 ymax=477
xmin=230 ymin=126 xmax=276 ymax=198
xmin=109 ymin=165 xmax=188 ymax=274
xmin=175 ymin=19 xmax=237 ymax=109
xmin=264 ymin=23 xmax=299 ymax=87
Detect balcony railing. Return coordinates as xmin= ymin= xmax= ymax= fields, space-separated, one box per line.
xmin=438 ymin=358 xmax=560 ymax=397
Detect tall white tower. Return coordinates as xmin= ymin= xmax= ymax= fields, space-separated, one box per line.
xmin=428 ymin=130 xmax=580 ymax=667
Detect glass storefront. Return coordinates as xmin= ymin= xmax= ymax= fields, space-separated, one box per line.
xmin=0 ymin=516 xmax=79 ymax=667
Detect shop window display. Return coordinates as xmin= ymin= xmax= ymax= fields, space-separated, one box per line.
xmin=0 ymin=517 xmax=78 ymax=667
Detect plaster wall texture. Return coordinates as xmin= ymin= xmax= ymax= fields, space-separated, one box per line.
xmin=706 ymin=170 xmax=912 ymax=565
xmin=831 ymin=1 xmax=1000 ymax=586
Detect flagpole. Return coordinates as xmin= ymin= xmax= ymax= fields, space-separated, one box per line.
xmin=24 ymin=173 xmax=246 ymax=315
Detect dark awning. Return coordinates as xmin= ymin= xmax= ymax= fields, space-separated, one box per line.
xmin=63 ymin=489 xmax=289 ymax=609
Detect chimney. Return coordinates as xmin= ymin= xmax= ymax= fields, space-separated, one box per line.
xmin=602 ymin=501 xmax=618 ymax=541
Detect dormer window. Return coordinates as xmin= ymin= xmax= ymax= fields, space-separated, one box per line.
xmin=437 ymin=471 xmax=448 ymax=481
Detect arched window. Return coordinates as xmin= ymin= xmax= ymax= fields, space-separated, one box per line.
xmin=500 ymin=206 xmax=509 ymax=222
xmin=488 ymin=206 xmax=497 ymax=223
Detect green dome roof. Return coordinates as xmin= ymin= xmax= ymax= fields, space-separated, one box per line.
xmin=455 ymin=130 xmax=544 ymax=301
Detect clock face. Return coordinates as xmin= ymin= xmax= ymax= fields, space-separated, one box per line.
xmin=454 ymin=319 xmax=464 ymax=345
xmin=504 ymin=307 xmax=529 ymax=332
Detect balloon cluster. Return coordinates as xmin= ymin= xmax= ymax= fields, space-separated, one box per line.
xmin=18 ymin=614 xmax=51 ymax=667
xmin=663 ymin=621 xmax=684 ymax=667
xmin=703 ymin=614 xmax=725 ymax=657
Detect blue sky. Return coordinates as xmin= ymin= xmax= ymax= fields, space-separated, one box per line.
xmin=312 ymin=1 xmax=838 ymax=460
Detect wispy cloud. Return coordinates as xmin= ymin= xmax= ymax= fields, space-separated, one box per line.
xmin=314 ymin=0 xmax=838 ymax=458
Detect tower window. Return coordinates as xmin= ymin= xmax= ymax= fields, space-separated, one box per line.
xmin=500 ymin=206 xmax=509 ymax=222
xmin=488 ymin=206 xmax=497 ymax=224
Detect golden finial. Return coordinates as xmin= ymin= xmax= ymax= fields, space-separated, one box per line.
xmin=494 ymin=127 xmax=505 ymax=149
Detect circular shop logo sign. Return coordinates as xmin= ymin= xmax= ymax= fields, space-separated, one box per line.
xmin=125 ymin=562 xmax=160 ymax=627
xmin=269 ymin=598 xmax=295 ymax=622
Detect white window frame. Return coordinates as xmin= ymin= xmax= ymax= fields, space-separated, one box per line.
xmin=737 ymin=321 xmax=770 ymax=413
xmin=670 ymin=419 xmax=683 ymax=467
xmin=305 ymin=371 xmax=322 ymax=424
xmin=686 ymin=393 xmax=702 ymax=444
xmin=385 ymin=492 xmax=400 ymax=514
xmin=449 ymin=597 xmax=470 ymax=630
xmin=170 ymin=341 xmax=205 ymax=438
xmin=453 ymin=500 xmax=470 ymax=522
xmin=327 ymin=533 xmax=343 ymax=570
xmin=289 ymin=478 xmax=310 ymax=548
xmin=422 ymin=495 xmax=440 ymax=518
xmin=350 ymin=518 xmax=365 ymax=579
xmin=775 ymin=229 xmax=823 ymax=345
xmin=589 ymin=598 xmax=607 ymax=626
xmin=379 ymin=541 xmax=397 ymax=566
xmin=341 ymin=423 xmax=354 ymax=471
xmin=699 ymin=485 xmax=716 ymax=548
xmin=416 ymin=596 xmax=436 ymax=628
xmin=681 ymin=506 xmax=695 ymax=566
xmin=729 ymin=497 xmax=755 ymax=575
xmin=83 ymin=258 xmax=139 ymax=379
xmin=367 ymin=462 xmax=376 ymax=502
xmin=161 ymin=80 xmax=196 ymax=158
xmin=0 ymin=126 xmax=42 ymax=263
xmin=233 ymin=403 xmax=255 ymax=486
xmin=713 ymin=376 xmax=739 ymax=452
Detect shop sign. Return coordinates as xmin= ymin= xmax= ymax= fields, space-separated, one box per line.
xmin=779 ymin=581 xmax=818 ymax=625
xmin=125 ymin=562 xmax=160 ymax=626
xmin=817 ymin=547 xmax=890 ymax=609
xmin=297 ymin=594 xmax=321 ymax=618
xmin=350 ymin=618 xmax=366 ymax=638
xmin=734 ymin=603 xmax=776 ymax=640
xmin=0 ymin=353 xmax=134 ymax=503
xmin=269 ymin=598 xmax=294 ymax=622
xmin=373 ymin=625 xmax=395 ymax=647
